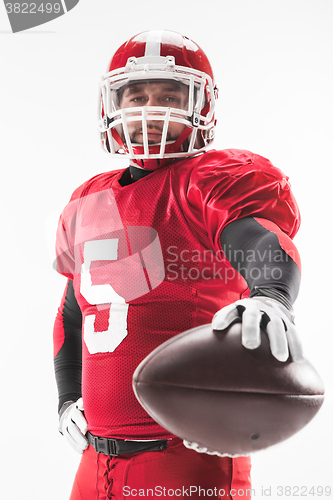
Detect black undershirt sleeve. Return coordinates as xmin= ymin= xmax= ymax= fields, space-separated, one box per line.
xmin=54 ymin=279 xmax=83 ymax=412
xmin=220 ymin=217 xmax=301 ymax=305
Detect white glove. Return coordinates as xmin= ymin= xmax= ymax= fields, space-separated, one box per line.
xmin=212 ymin=297 xmax=304 ymax=362
xmin=183 ymin=439 xmax=248 ymax=458
xmin=58 ymin=398 xmax=89 ymax=454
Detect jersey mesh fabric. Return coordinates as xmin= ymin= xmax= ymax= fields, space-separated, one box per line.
xmin=55 ymin=148 xmax=300 ymax=439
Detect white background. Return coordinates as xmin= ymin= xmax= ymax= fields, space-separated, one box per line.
xmin=0 ymin=0 xmax=332 ymax=498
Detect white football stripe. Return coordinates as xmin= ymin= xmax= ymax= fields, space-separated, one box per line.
xmin=144 ymin=30 xmax=164 ymax=57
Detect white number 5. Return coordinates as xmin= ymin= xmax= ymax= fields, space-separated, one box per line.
xmin=80 ymin=239 xmax=129 ymax=354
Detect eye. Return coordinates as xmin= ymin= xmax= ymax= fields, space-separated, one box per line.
xmin=162 ymin=95 xmax=182 ymax=107
xmin=165 ymin=96 xmax=178 ymax=102
xmin=131 ymin=96 xmax=147 ymax=103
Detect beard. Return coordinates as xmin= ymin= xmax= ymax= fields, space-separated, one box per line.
xmin=128 ymin=122 xmax=176 ymax=145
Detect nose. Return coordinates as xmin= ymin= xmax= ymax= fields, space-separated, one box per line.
xmin=147 ymin=95 xmax=159 ymax=106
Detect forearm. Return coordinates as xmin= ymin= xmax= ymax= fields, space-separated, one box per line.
xmin=53 ymin=279 xmax=83 ymax=412
xmin=220 ymin=217 xmax=301 ymax=306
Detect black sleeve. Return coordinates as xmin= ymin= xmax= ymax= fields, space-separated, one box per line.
xmin=220 ymin=217 xmax=301 ymax=307
xmin=54 ymin=279 xmax=83 ymax=413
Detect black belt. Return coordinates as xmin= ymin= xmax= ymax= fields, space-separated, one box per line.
xmin=87 ymin=432 xmax=168 ymax=456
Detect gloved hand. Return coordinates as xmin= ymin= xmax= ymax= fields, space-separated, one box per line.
xmin=58 ymin=398 xmax=89 ymax=454
xmin=212 ymin=296 xmax=304 ymax=362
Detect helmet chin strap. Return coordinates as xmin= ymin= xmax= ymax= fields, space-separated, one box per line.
xmin=167 ymin=125 xmax=192 ymax=153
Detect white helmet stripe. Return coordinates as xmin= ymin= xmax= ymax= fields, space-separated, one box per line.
xmin=144 ymin=30 xmax=164 ymax=57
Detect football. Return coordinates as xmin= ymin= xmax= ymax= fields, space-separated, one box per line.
xmin=132 ymin=322 xmax=325 ymax=456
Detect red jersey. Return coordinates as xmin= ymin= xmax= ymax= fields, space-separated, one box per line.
xmin=54 ymin=149 xmax=300 ymax=439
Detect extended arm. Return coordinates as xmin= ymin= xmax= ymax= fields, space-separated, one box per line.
xmin=213 ymin=217 xmax=303 ymax=362
xmin=185 ymin=217 xmax=303 ymax=456
xmin=220 ymin=216 xmax=300 ymax=305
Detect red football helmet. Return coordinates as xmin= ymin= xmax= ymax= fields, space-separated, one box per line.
xmin=99 ymin=30 xmax=218 ymax=170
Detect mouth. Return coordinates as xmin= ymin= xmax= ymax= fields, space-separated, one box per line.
xmin=136 ymin=129 xmax=163 ymax=144
xmin=148 ymin=131 xmax=163 ymax=140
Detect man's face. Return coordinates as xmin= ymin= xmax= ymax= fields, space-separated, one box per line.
xmin=119 ymin=81 xmax=189 ymax=145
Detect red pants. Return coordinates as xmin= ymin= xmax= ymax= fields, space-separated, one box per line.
xmin=69 ymin=438 xmax=252 ymax=500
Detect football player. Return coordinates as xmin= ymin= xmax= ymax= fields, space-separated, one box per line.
xmin=54 ymin=30 xmax=303 ymax=500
